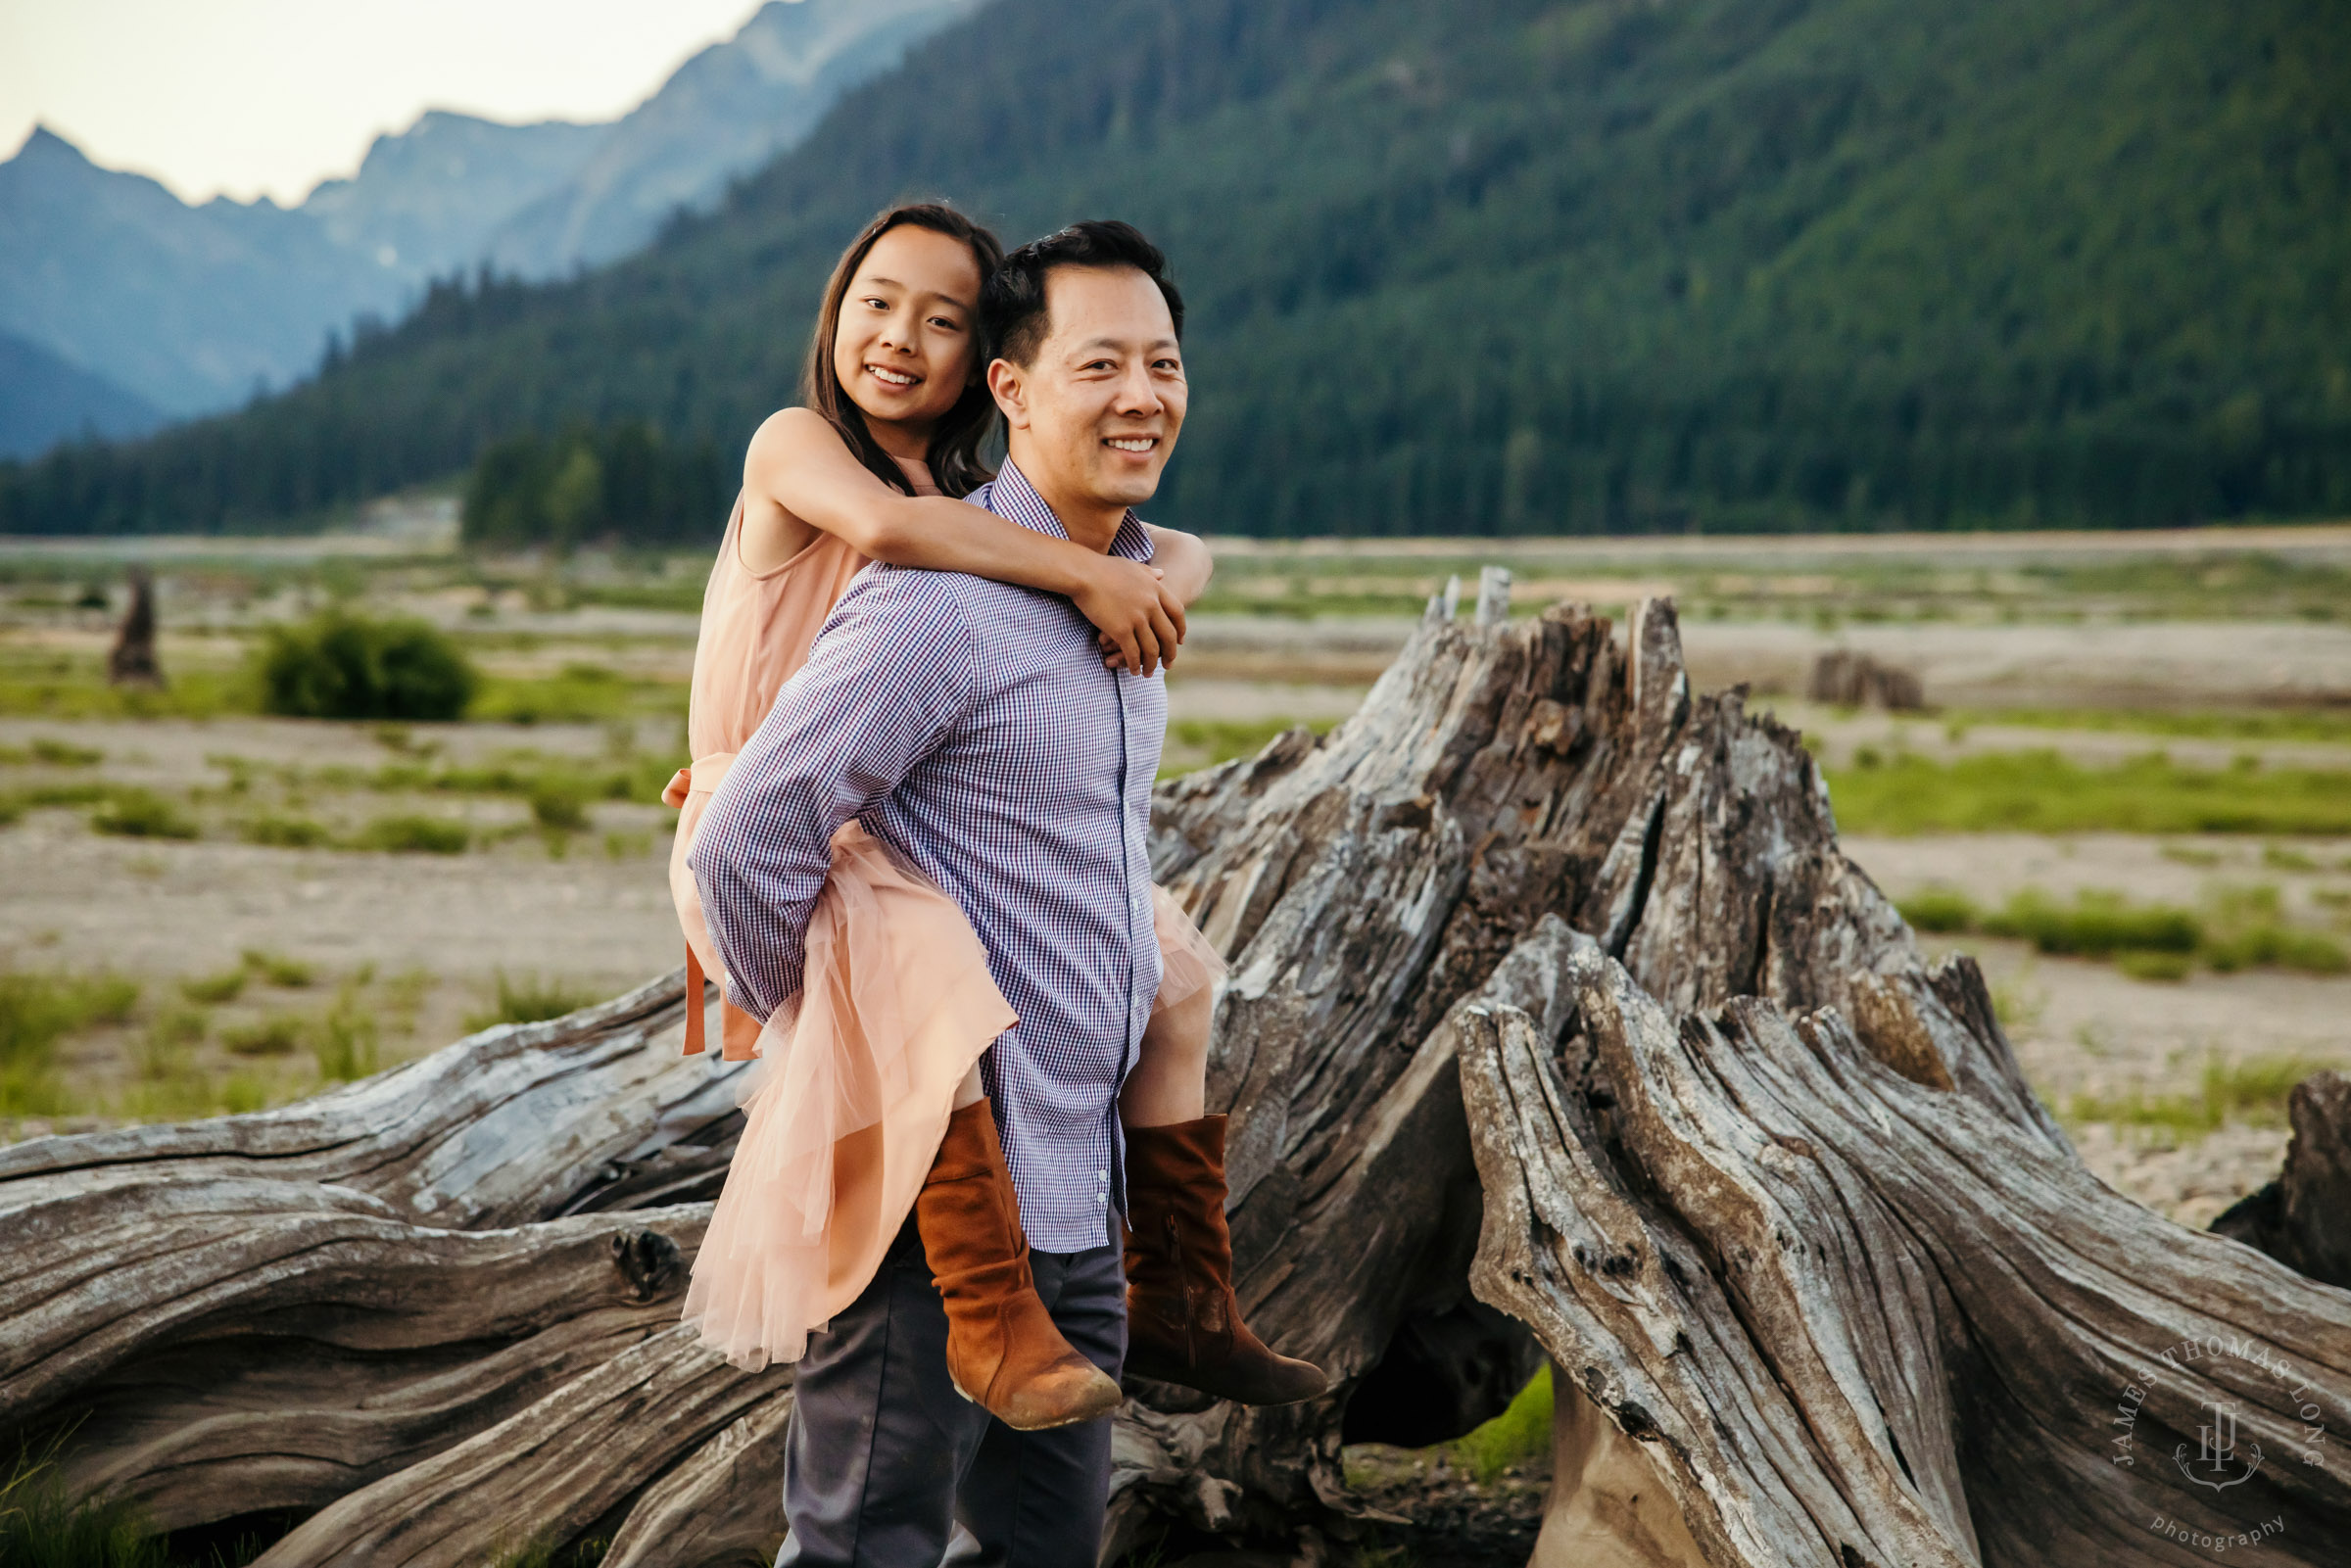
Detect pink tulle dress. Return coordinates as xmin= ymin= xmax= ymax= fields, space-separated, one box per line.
xmin=664 ymin=457 xmax=1225 ymax=1371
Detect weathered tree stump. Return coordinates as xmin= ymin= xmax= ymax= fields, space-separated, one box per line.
xmin=106 ymin=566 xmax=165 ymax=688
xmin=2215 ymin=1071 xmax=2351 ymax=1293
xmin=1808 ymin=649 xmax=1923 ymax=711
xmin=8 ymin=594 xmax=2348 ymax=1567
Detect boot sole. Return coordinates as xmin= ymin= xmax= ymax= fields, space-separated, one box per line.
xmin=950 ymin=1375 xmax=1124 ymax=1431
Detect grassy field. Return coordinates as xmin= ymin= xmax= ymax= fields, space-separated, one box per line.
xmin=1826 ymin=750 xmax=2351 ymax=836
xmin=4 ymin=526 xmax=2349 ymax=1219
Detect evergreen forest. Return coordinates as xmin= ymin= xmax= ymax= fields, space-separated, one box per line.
xmin=4 ymin=0 xmax=2346 ymax=541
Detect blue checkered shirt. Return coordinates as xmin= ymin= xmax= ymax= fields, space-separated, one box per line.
xmin=691 ymin=460 xmax=1166 ymax=1252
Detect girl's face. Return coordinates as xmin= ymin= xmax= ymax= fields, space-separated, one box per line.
xmin=831 ymin=223 xmax=984 ymax=442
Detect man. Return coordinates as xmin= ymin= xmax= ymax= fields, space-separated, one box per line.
xmin=693 ymin=219 xmax=1187 ymax=1567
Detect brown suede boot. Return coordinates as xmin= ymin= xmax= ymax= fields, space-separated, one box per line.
xmin=916 ymin=1101 xmax=1124 ymax=1431
xmin=1123 ymin=1115 xmax=1330 ymax=1404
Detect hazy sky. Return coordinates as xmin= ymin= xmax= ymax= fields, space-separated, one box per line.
xmin=0 ymin=0 xmax=770 ymax=206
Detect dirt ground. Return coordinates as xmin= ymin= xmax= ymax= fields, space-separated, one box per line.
xmin=1177 ymin=614 xmax=2351 ymax=711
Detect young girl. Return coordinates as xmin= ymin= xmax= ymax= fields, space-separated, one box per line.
xmin=667 ymin=204 xmax=1325 ymax=1430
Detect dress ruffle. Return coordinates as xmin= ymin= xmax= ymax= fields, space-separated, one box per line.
xmin=681 ymin=822 xmax=1016 ymax=1370
xmin=1150 ymin=883 xmax=1226 ymax=1013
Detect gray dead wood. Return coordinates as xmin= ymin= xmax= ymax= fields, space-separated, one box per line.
xmin=9 ymin=591 xmax=2264 ymax=1566
xmin=2215 ymin=1071 xmax=2351 ymax=1292
xmin=1463 ymin=939 xmax=2351 ymax=1567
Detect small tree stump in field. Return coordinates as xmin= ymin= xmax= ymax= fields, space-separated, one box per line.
xmin=106 ymin=566 xmax=164 ymax=688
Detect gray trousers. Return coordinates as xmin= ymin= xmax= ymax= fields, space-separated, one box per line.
xmin=775 ymin=1216 xmax=1127 ymax=1568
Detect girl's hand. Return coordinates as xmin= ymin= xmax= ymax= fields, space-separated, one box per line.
xmin=1072 ymin=554 xmax=1186 ymax=675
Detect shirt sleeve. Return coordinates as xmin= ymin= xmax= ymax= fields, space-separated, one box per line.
xmin=689 ymin=568 xmax=978 ymax=1022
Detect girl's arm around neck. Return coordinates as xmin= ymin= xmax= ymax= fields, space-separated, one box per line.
xmin=746 ymin=407 xmax=1187 ymax=673
xmin=1142 ymin=525 xmax=1213 ymax=607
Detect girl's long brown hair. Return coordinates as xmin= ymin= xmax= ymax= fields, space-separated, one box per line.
xmin=801 ymin=203 xmax=1005 ymax=499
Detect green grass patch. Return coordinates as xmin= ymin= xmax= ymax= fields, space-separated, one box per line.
xmin=237 ymin=814 xmax=330 ymax=849
xmin=89 ymin=789 xmax=200 ymax=840
xmin=220 ymin=1015 xmax=307 ymax=1058
xmin=312 ymin=986 xmax=381 ymax=1082
xmin=2067 ymin=1055 xmax=2327 ymax=1136
xmin=1159 ymin=717 xmax=1336 ymax=779
xmin=529 ymin=784 xmax=589 ymax=833
xmin=0 ymin=1437 xmax=168 ymax=1568
xmin=468 ymin=669 xmax=682 ymax=727
xmin=488 ymin=1534 xmax=608 ymax=1568
xmin=0 ymin=971 xmax=139 ymax=1116
xmin=179 ymin=969 xmax=248 ymax=1005
xmin=1897 ymin=882 xmax=2348 ymax=977
xmin=0 ymin=647 xmax=255 ymax=720
xmin=241 ymin=949 xmax=314 ymax=988
xmin=1949 ymin=706 xmax=2351 ymax=746
xmin=1446 ymin=1362 xmax=1553 ymax=1484
xmin=1826 ymin=749 xmax=2351 ymax=836
xmin=1979 ymin=888 xmax=2200 ymax=957
xmin=353 ymin=813 xmax=469 ymax=854
xmin=467 ymin=973 xmax=606 ymax=1031
xmin=2114 ymin=949 xmax=2193 ymax=982
xmin=0 ymin=737 xmax=104 ymax=767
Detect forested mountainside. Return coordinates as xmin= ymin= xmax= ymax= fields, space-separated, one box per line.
xmin=7 ymin=0 xmax=2345 ymax=538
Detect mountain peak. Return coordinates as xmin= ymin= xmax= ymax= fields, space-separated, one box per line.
xmin=12 ymin=124 xmax=95 ymax=167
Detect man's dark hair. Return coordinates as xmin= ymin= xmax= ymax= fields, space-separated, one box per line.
xmin=984 ymin=219 xmax=1183 ymax=368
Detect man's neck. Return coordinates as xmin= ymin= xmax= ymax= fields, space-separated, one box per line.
xmin=1005 ymin=450 xmax=1124 ymax=554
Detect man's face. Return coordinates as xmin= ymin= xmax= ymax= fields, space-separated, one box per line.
xmin=991 ymin=265 xmax=1186 ymax=515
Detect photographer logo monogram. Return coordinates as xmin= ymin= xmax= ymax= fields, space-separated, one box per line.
xmin=2109 ymin=1331 xmax=2331 ymax=1554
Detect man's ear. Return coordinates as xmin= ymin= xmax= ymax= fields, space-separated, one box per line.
xmin=986 ymin=357 xmax=1030 ymax=429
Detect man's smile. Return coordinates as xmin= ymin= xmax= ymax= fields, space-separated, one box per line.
xmin=1103 ymin=436 xmax=1156 ymax=453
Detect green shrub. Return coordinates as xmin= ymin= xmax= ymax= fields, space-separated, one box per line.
xmin=2068 ymin=1055 xmax=2325 ymax=1135
xmin=1895 ymin=888 xmax=1977 ymax=934
xmin=530 ymin=785 xmax=589 ymax=833
xmin=312 ymin=991 xmax=380 ymax=1081
xmin=241 ymin=949 xmax=314 ymax=988
xmin=355 ymin=813 xmax=468 ymax=854
xmin=221 ymin=1015 xmax=306 ymax=1058
xmin=0 ymin=737 xmax=104 ymax=767
xmin=90 ymin=789 xmax=199 ymax=840
xmin=467 ymin=973 xmax=605 ymax=1030
xmin=2115 ymin=950 xmax=2193 ymax=982
xmin=1980 ymin=889 xmax=2201 ymax=957
xmin=2203 ymin=925 xmax=2349 ymax=975
xmin=257 ymin=609 xmax=477 ymax=722
xmin=180 ymin=968 xmax=248 ymax=1005
xmin=239 ymin=814 xmax=330 ymax=848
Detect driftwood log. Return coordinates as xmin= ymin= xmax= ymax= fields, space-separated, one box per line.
xmin=6 ymin=594 xmax=2349 ymax=1565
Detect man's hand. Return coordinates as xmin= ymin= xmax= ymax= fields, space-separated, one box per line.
xmin=1072 ymin=554 xmax=1186 ymax=675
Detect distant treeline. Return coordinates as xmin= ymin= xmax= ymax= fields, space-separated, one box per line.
xmin=462 ymin=422 xmax=730 ymax=548
xmin=2 ymin=0 xmax=2346 ymax=539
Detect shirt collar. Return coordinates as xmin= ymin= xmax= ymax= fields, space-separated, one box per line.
xmin=981 ymin=459 xmax=1155 ymax=564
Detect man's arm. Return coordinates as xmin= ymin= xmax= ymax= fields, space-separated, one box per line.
xmin=690 ymin=569 xmax=977 ymax=1022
